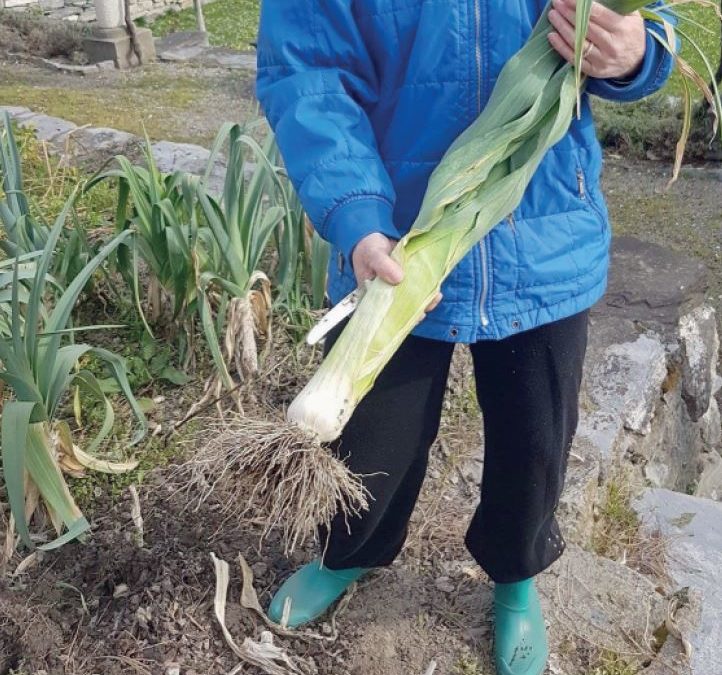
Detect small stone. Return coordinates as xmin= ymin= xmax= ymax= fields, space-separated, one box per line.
xmin=251 ymin=561 xmax=268 ymax=578
xmin=435 ymin=576 xmax=454 ymax=593
xmin=321 ymin=622 xmax=332 ymax=635
xmin=135 ymin=606 xmax=152 ymax=626
xmin=113 ymin=583 xmax=129 ymax=598
xmin=164 ymin=663 xmax=181 ymax=675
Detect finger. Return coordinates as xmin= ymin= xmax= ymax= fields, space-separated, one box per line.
xmin=373 ymin=254 xmax=404 ymax=285
xmin=552 ymin=0 xmax=613 ymax=53
xmin=589 ymin=1 xmax=625 ymax=31
xmin=554 ymin=0 xmax=623 ymax=29
xmin=425 ymin=292 xmax=443 ymax=313
xmin=548 ymin=31 xmax=596 ymax=74
xmin=548 ymin=9 xmax=577 ymax=52
xmin=354 ymin=265 xmax=374 ymax=286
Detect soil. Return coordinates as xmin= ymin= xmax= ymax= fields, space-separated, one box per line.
xmin=0 ymin=350 xmax=678 ymax=675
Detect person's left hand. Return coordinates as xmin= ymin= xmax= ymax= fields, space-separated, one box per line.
xmin=547 ymin=0 xmax=647 ymax=80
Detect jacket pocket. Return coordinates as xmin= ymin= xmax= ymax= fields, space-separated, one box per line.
xmin=575 ymin=163 xmax=608 ymax=231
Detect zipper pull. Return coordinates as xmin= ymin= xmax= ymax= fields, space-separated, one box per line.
xmin=576 ymin=169 xmax=586 ymax=200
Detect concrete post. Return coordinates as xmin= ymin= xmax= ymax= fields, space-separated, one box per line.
xmin=83 ymin=0 xmax=156 ymax=69
xmin=95 ymin=0 xmax=124 ymax=30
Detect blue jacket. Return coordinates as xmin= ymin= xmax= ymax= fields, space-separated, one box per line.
xmin=256 ymin=1 xmax=674 ymax=343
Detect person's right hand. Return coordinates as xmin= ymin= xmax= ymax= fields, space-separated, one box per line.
xmin=351 ymin=233 xmax=442 ymax=314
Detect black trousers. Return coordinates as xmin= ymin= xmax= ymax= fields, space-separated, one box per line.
xmin=320 ymin=310 xmax=589 ymax=583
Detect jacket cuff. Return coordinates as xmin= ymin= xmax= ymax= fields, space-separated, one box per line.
xmin=323 ymin=196 xmax=400 ymax=268
xmin=587 ymin=26 xmax=673 ymax=102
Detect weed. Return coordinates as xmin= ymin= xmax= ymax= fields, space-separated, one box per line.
xmin=588 ymin=649 xmax=639 ymax=675
xmin=453 ymin=653 xmax=484 ymax=675
xmin=592 ymin=471 xmax=668 ymax=579
xmin=593 ymin=477 xmax=639 ymax=559
xmin=69 ymin=423 xmax=197 ymax=511
xmin=0 ymin=9 xmax=89 ymax=61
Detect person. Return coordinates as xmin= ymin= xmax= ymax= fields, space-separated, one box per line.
xmin=255 ymin=1 xmax=673 ymax=672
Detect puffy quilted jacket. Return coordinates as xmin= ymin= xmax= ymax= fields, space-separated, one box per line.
xmin=256 ymin=0 xmax=674 ymax=342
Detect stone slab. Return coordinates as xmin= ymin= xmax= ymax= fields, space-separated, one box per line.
xmin=17 ymin=113 xmax=77 ymax=142
xmin=0 ymin=106 xmax=34 ymax=120
xmin=595 ymin=235 xmax=708 ymax=329
xmin=634 ymin=488 xmax=722 ymax=675
xmin=154 ymin=30 xmax=209 ymax=53
xmin=155 ymin=32 xmax=256 ymax=70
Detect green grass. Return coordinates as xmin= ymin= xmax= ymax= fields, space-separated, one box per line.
xmin=668 ymin=5 xmax=721 ymax=96
xmin=149 ymin=0 xmax=260 ymax=51
xmin=592 ymin=475 xmax=643 ymax=561
xmin=0 ymin=76 xmax=204 ymax=143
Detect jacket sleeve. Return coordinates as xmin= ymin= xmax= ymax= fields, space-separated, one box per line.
xmin=256 ymin=1 xmax=399 ymax=266
xmin=586 ymin=13 xmax=676 ymax=103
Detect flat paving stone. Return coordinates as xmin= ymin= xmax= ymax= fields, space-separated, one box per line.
xmin=634 ymin=488 xmax=722 ymax=675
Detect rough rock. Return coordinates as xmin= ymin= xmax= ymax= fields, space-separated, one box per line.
xmin=65 ymin=126 xmax=138 ymax=168
xmin=553 ymin=237 xmax=721 ymax=546
xmin=578 ymin=331 xmax=668 ymax=459
xmin=542 ymin=544 xmax=670 ymax=674
xmin=634 ymin=488 xmax=722 ymax=675
xmin=679 ymin=305 xmax=719 ymax=421
xmin=695 ymin=450 xmax=722 ymax=500
xmin=558 ymin=435 xmax=602 ymax=545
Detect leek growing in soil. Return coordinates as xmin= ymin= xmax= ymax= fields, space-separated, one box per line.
xmin=190 ymin=0 xmax=721 ymax=552
xmin=1 ymin=113 xmax=94 ymax=290
xmin=0 ymin=193 xmax=147 ymax=550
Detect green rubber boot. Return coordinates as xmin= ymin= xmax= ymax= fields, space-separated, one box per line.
xmin=494 ymin=578 xmax=549 ymax=675
xmin=268 ymin=559 xmax=368 ymax=628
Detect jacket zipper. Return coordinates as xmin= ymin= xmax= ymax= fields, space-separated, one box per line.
xmin=475 ymin=0 xmax=490 ymax=328
xmin=576 ymin=168 xmax=586 ymax=199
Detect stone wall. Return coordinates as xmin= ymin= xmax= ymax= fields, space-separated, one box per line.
xmin=0 ymin=0 xmax=193 ymax=23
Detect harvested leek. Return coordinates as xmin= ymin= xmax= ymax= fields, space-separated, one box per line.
xmin=191 ymin=0 xmax=721 ymax=552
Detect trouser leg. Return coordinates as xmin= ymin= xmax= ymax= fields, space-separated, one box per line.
xmin=466 ymin=310 xmax=589 ymax=582
xmin=319 ymin=322 xmax=454 ymax=570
